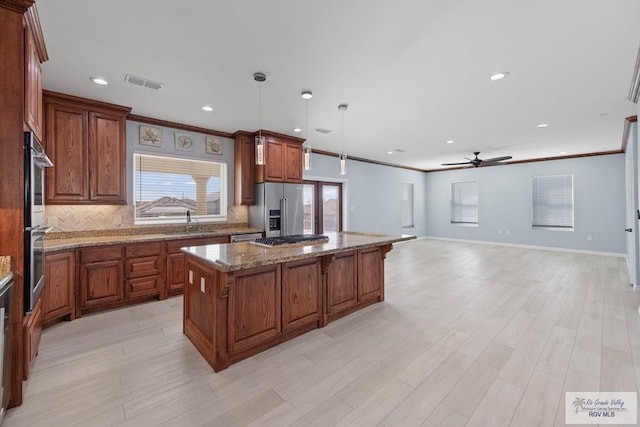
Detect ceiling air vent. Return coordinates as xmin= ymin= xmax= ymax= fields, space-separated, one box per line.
xmin=124 ymin=74 xmax=164 ymax=90
xmin=314 ymin=128 xmax=332 ymax=134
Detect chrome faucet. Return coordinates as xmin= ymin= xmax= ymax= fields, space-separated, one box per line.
xmin=186 ymin=210 xmax=193 ymax=232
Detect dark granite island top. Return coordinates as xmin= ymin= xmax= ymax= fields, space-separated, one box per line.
xmin=182 ymin=231 xmax=415 ymax=272
xmin=181 ymin=231 xmax=416 ymax=372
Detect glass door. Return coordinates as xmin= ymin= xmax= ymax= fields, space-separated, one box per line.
xmin=303 ymin=181 xmax=342 ymax=234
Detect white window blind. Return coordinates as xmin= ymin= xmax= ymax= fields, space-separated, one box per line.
xmin=134 ymin=153 xmax=227 ymax=224
xmin=401 ymin=182 xmax=414 ymax=228
xmin=451 ymin=181 xmax=478 ymax=224
xmin=532 ymin=174 xmax=573 ymax=229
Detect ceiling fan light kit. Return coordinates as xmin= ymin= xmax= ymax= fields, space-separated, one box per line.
xmin=442 ymin=151 xmax=513 ymax=168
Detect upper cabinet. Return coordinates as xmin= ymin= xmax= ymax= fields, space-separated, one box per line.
xmin=256 ymin=131 xmax=304 ymax=184
xmin=23 ymin=6 xmax=48 ymax=141
xmin=43 ymin=91 xmax=131 ymax=204
xmin=233 ymin=131 xmax=256 ymax=205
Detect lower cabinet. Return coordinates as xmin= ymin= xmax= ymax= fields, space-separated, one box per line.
xmin=228 ymin=265 xmax=281 ymax=353
xmin=326 ymin=251 xmax=358 ymax=316
xmin=23 ymin=298 xmax=42 ymax=381
xmin=79 ymin=246 xmax=124 ymax=311
xmin=124 ymin=242 xmax=162 ymax=299
xmin=43 ymin=250 xmax=75 ymax=323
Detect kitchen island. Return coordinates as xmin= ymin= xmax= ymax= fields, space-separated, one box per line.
xmin=182 ymin=231 xmax=415 ymax=371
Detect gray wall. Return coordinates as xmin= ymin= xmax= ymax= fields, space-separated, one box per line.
xmin=125 ymin=121 xmax=235 ymax=206
xmin=304 ymin=153 xmax=428 ymax=237
xmin=425 ymin=154 xmax=626 ymax=254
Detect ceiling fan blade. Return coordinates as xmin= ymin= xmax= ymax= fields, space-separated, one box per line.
xmin=482 ymin=156 xmax=512 ymax=162
xmin=480 ymin=161 xmax=508 ymax=166
xmin=441 ymin=161 xmax=472 ymax=166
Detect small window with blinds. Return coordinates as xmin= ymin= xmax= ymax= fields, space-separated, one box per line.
xmin=133 ymin=153 xmax=227 ymax=224
xmin=531 ymin=174 xmax=574 ymax=229
xmin=401 ymin=182 xmax=414 ymax=228
xmin=451 ymin=181 xmax=478 ymax=225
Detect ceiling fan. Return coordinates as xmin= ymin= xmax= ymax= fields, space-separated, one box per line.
xmin=442 ymin=152 xmax=513 ymax=168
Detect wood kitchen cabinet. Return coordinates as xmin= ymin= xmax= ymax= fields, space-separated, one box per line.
xmin=124 ymin=242 xmax=162 ymax=299
xmin=43 ymin=91 xmax=131 ymax=204
xmin=166 ymin=236 xmax=228 ymax=295
xmin=233 ymin=131 xmax=256 ymax=205
xmin=23 ymin=298 xmax=42 ymax=381
xmin=24 ymin=18 xmax=43 ymax=141
xmin=326 ymin=251 xmax=358 ymax=317
xmin=282 ymin=258 xmax=321 ymax=331
xmin=357 ymin=246 xmax=384 ymax=302
xmin=78 ymin=246 xmax=124 ymax=312
xmin=228 ymin=264 xmax=281 ymax=353
xmin=43 ymin=250 xmax=75 ymax=324
xmin=255 ymin=131 xmax=304 ymax=184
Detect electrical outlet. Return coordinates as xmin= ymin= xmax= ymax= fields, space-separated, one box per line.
xmin=498 ymin=229 xmax=502 ymax=234
xmin=113 ymin=215 xmax=122 ymax=225
xmin=200 ymin=278 xmax=205 ymax=293
xmin=189 ymin=270 xmax=193 ymax=284
xmin=586 ymin=234 xmax=592 ymax=241
xmin=505 ymin=229 xmax=510 ymax=235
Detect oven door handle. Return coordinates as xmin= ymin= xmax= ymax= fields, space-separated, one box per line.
xmin=32 ymin=226 xmax=53 ymax=235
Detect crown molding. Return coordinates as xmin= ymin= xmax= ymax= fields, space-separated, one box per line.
xmin=630 ymin=45 xmax=640 ymax=103
xmin=25 ymin=4 xmax=48 ymax=62
xmin=128 ymin=114 xmax=233 ymax=139
xmin=0 ymin=0 xmax=33 ymax=13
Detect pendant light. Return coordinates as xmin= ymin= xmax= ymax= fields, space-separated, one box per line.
xmin=338 ymin=103 xmax=348 ymax=175
xmin=254 ymin=72 xmax=266 ymax=165
xmin=301 ymin=90 xmax=313 ymax=171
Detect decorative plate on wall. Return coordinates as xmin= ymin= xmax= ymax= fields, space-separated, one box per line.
xmin=139 ymin=126 xmax=162 ymax=147
xmin=205 ymin=136 xmax=223 ymax=155
xmin=175 ymin=132 xmax=194 ymax=151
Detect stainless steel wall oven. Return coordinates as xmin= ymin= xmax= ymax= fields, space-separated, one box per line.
xmin=24 ymin=132 xmax=53 ymax=313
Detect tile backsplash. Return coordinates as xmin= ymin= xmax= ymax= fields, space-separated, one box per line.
xmin=47 ymin=204 xmax=248 ymax=232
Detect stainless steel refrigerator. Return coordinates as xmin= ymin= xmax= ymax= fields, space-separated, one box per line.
xmin=249 ymin=183 xmax=304 ymax=237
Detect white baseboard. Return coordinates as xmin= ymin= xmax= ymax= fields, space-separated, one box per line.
xmin=423 ymin=235 xmax=625 ymax=258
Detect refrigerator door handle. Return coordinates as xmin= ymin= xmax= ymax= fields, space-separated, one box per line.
xmin=280 ymin=198 xmax=286 ymax=236
xmin=283 ymin=198 xmax=288 ymax=236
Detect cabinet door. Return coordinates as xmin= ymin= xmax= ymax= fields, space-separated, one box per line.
xmin=327 ymin=251 xmax=358 ymax=315
xmin=126 ymin=275 xmax=161 ymax=299
xmin=125 ymin=256 xmax=161 ymax=279
xmin=167 ymin=252 xmax=186 ymax=293
xmin=282 ymin=258 xmax=321 ymax=331
xmin=24 ymin=25 xmax=42 ymax=141
xmin=88 ymin=110 xmax=126 ymax=203
xmin=23 ymin=298 xmax=42 ymax=381
xmin=79 ymin=259 xmax=122 ymax=309
xmin=234 ymin=134 xmax=255 ymax=205
xmin=284 ymin=142 xmax=302 ymax=183
xmin=229 ymin=265 xmax=281 ymax=353
xmin=264 ymin=139 xmax=284 ymax=181
xmin=358 ymin=247 xmax=383 ymax=302
xmin=45 ymin=101 xmax=88 ymax=202
xmin=44 ymin=250 xmax=75 ymax=322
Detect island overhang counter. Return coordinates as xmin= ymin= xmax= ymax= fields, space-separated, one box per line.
xmin=181 ymin=231 xmax=415 ymax=372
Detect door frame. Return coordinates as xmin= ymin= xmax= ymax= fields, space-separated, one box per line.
xmin=303 ymin=180 xmax=344 ymax=234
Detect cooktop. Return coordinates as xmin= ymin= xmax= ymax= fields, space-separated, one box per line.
xmin=251 ymin=234 xmax=329 ymax=247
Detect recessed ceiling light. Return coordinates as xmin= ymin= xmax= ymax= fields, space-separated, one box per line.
xmin=446 ymin=140 xmax=454 ymax=144
xmin=387 ymin=151 xmax=393 ymax=155
xmin=90 ymin=76 xmax=108 ymax=86
xmin=293 ymin=128 xmax=302 ymax=133
xmin=201 ymin=105 xmax=213 ymax=112
xmin=490 ymin=72 xmax=509 ymax=81
xmin=559 ymin=151 xmax=567 ymax=155
xmin=536 ymin=123 xmax=549 ymax=128
xmin=301 ymin=90 xmax=313 ymax=99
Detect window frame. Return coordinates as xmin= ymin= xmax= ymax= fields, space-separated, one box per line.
xmin=450 ymin=181 xmax=479 ymax=226
xmin=531 ymin=174 xmax=574 ymax=231
xmin=133 ymin=152 xmax=228 ymax=225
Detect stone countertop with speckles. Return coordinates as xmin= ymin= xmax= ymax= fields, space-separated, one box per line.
xmin=45 ymin=227 xmax=264 ymax=252
xmin=182 ymin=232 xmax=416 ymax=273
xmin=0 ymin=257 xmax=12 ymax=290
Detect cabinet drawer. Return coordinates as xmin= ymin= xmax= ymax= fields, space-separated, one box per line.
xmin=80 ymin=246 xmax=123 ymax=263
xmin=126 ymin=275 xmax=161 ymax=299
xmin=125 ymin=256 xmax=161 ymax=279
xmin=126 ymin=242 xmax=161 ymax=258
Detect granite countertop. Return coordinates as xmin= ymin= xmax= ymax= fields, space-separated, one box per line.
xmin=0 ymin=256 xmax=12 ymax=290
xmin=183 ymin=231 xmax=416 ymax=272
xmin=45 ymin=227 xmax=263 ymax=252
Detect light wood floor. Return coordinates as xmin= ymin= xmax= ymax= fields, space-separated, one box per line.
xmin=6 ymin=238 xmax=640 ymax=426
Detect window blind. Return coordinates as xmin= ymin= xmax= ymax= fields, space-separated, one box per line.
xmin=451 ymin=181 xmax=478 ymax=224
xmin=133 ymin=153 xmax=227 ymax=223
xmin=401 ymin=182 xmax=414 ymax=228
xmin=532 ymin=174 xmax=573 ymax=229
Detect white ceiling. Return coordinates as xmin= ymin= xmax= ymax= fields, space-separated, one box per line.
xmin=37 ymin=0 xmax=640 ymax=170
